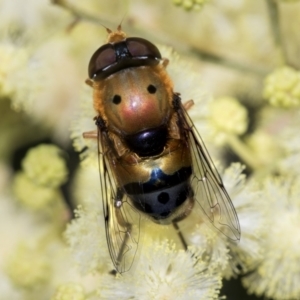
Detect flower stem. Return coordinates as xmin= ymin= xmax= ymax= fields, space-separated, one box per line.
xmin=191 ymin=48 xmax=270 ymax=76
xmin=265 ymin=0 xmax=287 ymax=65
xmin=226 ymin=134 xmax=261 ymax=171
xmin=51 ymin=0 xmax=115 ymax=28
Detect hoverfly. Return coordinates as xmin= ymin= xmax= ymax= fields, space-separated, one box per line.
xmin=83 ymin=26 xmax=240 ymax=273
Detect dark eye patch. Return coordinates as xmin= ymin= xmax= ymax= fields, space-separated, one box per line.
xmin=112 ymin=94 xmax=122 ymax=104
xmin=147 ymin=84 xmax=157 ymax=94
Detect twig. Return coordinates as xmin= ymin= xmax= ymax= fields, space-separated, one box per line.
xmin=191 ymin=48 xmax=271 ymax=76
xmin=265 ymin=0 xmax=287 ymax=65
xmin=51 ymin=0 xmax=115 ymax=28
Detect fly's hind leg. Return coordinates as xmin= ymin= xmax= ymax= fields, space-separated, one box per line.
xmin=172 ymin=197 xmax=194 ymax=251
xmin=172 ymin=222 xmax=188 ymax=251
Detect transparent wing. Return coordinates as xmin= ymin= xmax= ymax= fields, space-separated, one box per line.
xmin=98 ymin=128 xmax=141 ymax=273
xmin=178 ymin=102 xmax=241 ymax=241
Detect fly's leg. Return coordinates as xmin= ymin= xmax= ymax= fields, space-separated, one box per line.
xmin=173 ymin=93 xmax=194 ymax=111
xmin=82 ymin=130 xmax=97 ymax=139
xmin=172 ymin=197 xmax=194 ymax=251
xmin=172 ymin=222 xmax=188 ymax=251
xmin=85 ymin=78 xmax=93 ymax=87
xmin=83 ymin=116 xmax=106 ymax=139
xmin=183 ymin=99 xmax=194 ymax=111
xmin=162 ymin=58 xmax=169 ymax=68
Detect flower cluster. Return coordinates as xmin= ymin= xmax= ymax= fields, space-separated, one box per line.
xmin=263 ymin=66 xmax=300 ymax=108
xmin=172 ymin=0 xmax=210 ymax=11
xmin=6 ymin=242 xmax=52 ymax=289
xmin=243 ymin=177 xmax=300 ymax=299
xmin=13 ymin=144 xmax=67 ymax=211
xmin=0 ymin=43 xmax=28 ymax=98
xmin=209 ymin=96 xmax=248 ymax=145
xmin=98 ymin=241 xmax=222 ymax=299
xmin=51 ymin=283 xmax=86 ymax=300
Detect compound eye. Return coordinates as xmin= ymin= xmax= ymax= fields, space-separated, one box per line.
xmin=88 ymin=44 xmax=116 ymax=79
xmin=126 ymin=38 xmax=162 ymax=60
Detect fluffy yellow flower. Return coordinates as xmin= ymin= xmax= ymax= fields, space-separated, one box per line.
xmin=173 ymin=0 xmax=210 ymax=10
xmin=6 ymin=243 xmax=52 ymax=289
xmin=98 ymin=240 xmax=222 ymax=300
xmin=242 ymin=176 xmax=300 ymax=299
xmin=276 ymin=110 xmax=300 ymax=176
xmin=263 ymin=66 xmax=300 ymax=108
xmin=13 ymin=172 xmax=62 ymax=210
xmin=221 ymin=163 xmax=267 ymax=277
xmin=22 ymin=144 xmax=68 ymax=188
xmin=65 ymin=206 xmax=111 ymax=274
xmin=0 ymin=43 xmax=28 ymax=98
xmin=51 ymin=283 xmax=86 ymax=300
xmin=209 ymin=96 xmax=248 ymax=144
xmin=182 ymin=163 xmax=267 ymax=277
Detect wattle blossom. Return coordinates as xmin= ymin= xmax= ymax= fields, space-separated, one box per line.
xmin=242 ymin=177 xmax=300 ymax=300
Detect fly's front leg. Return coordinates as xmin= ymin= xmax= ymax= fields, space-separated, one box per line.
xmin=172 ymin=93 xmax=194 ymax=112
xmin=183 ymin=99 xmax=194 ymax=111
xmin=83 ymin=116 xmax=107 ymax=139
xmin=162 ymin=58 xmax=169 ymax=68
xmin=82 ymin=130 xmax=97 ymax=139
